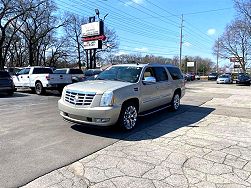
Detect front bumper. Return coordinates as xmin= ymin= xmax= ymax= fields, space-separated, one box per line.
xmin=46 ymin=83 xmax=68 ymax=89
xmin=217 ymin=79 xmax=230 ymax=84
xmin=58 ymin=99 xmax=121 ymax=126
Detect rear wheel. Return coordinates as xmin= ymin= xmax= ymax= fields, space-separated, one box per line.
xmin=35 ymin=82 xmax=45 ymax=95
xmin=118 ymin=102 xmax=138 ymax=131
xmin=170 ymin=92 xmax=180 ymax=111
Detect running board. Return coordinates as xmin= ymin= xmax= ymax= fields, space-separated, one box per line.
xmin=138 ymin=105 xmax=171 ymax=117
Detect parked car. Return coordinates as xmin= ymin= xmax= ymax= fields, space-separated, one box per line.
xmin=216 ymin=74 xmax=233 ymax=84
xmin=208 ymin=72 xmax=218 ymax=81
xmin=195 ymin=75 xmax=201 ymax=80
xmin=236 ymin=74 xmax=251 ymax=86
xmin=188 ymin=72 xmax=196 ymax=81
xmin=58 ymin=63 xmax=185 ymax=130
xmin=0 ymin=71 xmax=15 ymax=96
xmin=184 ymin=73 xmax=192 ymax=81
xmin=54 ymin=68 xmax=84 ymax=83
xmin=83 ymin=69 xmax=103 ymax=81
xmin=12 ymin=66 xmax=72 ymax=95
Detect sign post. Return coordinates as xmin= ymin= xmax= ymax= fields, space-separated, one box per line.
xmin=81 ymin=11 xmax=106 ymax=69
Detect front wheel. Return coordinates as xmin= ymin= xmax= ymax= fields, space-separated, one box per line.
xmin=118 ymin=102 xmax=138 ymax=131
xmin=170 ymin=93 xmax=180 ymax=111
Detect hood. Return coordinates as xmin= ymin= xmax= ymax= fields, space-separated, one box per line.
xmin=65 ymin=80 xmax=134 ymax=95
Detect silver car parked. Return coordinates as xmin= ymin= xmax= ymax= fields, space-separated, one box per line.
xmin=217 ymin=74 xmax=233 ymax=84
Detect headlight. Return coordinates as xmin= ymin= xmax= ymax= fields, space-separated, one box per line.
xmin=100 ymin=91 xmax=114 ymax=107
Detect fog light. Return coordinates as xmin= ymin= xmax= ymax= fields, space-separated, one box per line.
xmin=95 ymin=118 xmax=110 ymax=123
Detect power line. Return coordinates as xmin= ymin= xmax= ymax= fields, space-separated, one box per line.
xmin=117 ymin=48 xmax=179 ymax=56
xmin=56 ymin=0 xmax=179 ymax=41
xmin=79 ymin=0 xmax=179 ymax=34
xmin=117 ymin=0 xmax=180 ymax=28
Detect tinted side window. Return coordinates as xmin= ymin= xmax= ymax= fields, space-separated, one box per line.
xmin=54 ymin=69 xmax=67 ymax=74
xmin=33 ymin=68 xmax=53 ymax=74
xmin=143 ymin=67 xmax=155 ymax=79
xmin=166 ymin=67 xmax=183 ymax=80
xmin=0 ymin=71 xmax=10 ymax=78
xmin=152 ymin=67 xmax=168 ymax=82
xmin=69 ymin=69 xmax=83 ymax=74
xmin=19 ymin=68 xmax=30 ymax=75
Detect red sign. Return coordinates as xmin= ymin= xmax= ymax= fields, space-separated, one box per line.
xmin=82 ymin=35 xmax=106 ymax=42
xmin=230 ymin=57 xmax=243 ymax=62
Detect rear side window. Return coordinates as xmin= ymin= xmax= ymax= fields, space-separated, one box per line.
xmin=69 ymin=69 xmax=83 ymax=74
xmin=33 ymin=68 xmax=53 ymax=74
xmin=166 ymin=67 xmax=183 ymax=80
xmin=54 ymin=69 xmax=67 ymax=74
xmin=152 ymin=67 xmax=168 ymax=82
xmin=0 ymin=71 xmax=10 ymax=78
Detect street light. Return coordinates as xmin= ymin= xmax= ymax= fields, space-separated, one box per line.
xmin=95 ymin=9 xmax=100 ymax=19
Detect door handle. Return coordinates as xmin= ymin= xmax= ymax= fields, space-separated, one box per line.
xmin=27 ymin=76 xmax=29 ymax=78
xmin=21 ymin=76 xmax=23 ymax=78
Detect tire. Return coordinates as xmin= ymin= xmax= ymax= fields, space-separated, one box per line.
xmin=7 ymin=90 xmax=14 ymax=96
xmin=170 ymin=92 xmax=180 ymax=111
xmin=35 ymin=82 xmax=45 ymax=95
xmin=118 ymin=102 xmax=138 ymax=131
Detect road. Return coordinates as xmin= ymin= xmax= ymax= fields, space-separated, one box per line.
xmin=0 ymin=81 xmax=250 ymax=187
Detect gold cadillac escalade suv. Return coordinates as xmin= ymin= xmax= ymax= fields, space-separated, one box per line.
xmin=58 ymin=63 xmax=185 ymax=130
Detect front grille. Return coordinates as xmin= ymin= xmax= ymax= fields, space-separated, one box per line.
xmin=65 ymin=90 xmax=96 ymax=106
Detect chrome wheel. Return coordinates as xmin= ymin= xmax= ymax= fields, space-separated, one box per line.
xmin=172 ymin=93 xmax=180 ymax=111
xmin=123 ymin=105 xmax=138 ymax=130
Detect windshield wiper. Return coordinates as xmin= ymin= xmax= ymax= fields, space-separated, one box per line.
xmin=113 ymin=78 xmax=128 ymax=82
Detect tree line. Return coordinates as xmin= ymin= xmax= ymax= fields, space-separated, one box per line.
xmin=0 ymin=0 xmax=219 ymax=73
xmin=0 ymin=0 xmax=118 ymax=70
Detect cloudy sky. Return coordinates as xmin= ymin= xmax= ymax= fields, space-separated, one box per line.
xmin=55 ymin=0 xmax=235 ymax=65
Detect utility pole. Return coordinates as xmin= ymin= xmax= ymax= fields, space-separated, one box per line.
xmin=216 ymin=37 xmax=219 ymax=73
xmin=179 ymin=14 xmax=184 ymax=70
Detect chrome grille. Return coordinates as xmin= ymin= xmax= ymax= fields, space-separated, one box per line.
xmin=65 ymin=90 xmax=96 ymax=106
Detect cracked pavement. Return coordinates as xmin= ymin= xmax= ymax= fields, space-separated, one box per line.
xmin=22 ymin=82 xmax=251 ymax=188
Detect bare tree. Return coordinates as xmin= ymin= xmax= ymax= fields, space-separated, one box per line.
xmin=19 ymin=0 xmax=65 ymax=66
xmin=64 ymin=13 xmax=87 ymax=69
xmin=213 ymin=19 xmax=251 ymax=72
xmin=234 ymin=0 xmax=251 ymax=22
xmin=0 ymin=0 xmax=45 ymax=69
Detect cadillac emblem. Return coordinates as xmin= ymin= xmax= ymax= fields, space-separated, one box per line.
xmin=74 ymin=94 xmax=79 ymax=104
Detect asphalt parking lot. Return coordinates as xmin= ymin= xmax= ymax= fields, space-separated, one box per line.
xmin=1 ymin=81 xmax=251 ymax=188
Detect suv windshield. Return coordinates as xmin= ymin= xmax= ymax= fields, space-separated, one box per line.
xmin=97 ymin=66 xmax=142 ymax=83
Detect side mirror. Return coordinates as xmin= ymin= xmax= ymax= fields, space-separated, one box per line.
xmin=143 ymin=76 xmax=156 ymax=84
